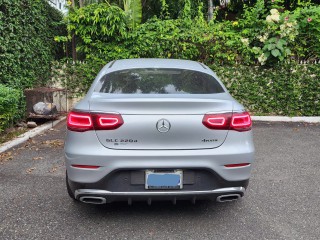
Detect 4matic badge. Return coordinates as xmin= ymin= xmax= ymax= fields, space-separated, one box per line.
xmin=202 ymin=138 xmax=218 ymax=142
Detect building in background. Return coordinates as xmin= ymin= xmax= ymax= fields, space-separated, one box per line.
xmin=48 ymin=0 xmax=68 ymax=14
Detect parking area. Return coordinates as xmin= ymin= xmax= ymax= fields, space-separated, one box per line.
xmin=0 ymin=121 xmax=319 ymax=239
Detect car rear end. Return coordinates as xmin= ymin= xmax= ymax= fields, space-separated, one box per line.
xmin=64 ymin=59 xmax=254 ymax=205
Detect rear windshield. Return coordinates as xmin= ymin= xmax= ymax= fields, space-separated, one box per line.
xmin=94 ymin=68 xmax=224 ymax=94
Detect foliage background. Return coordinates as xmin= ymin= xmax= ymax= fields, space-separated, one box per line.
xmin=0 ymin=0 xmax=319 ymax=133
xmin=0 ymin=0 xmax=65 ymax=89
xmin=213 ymin=62 xmax=320 ymax=116
xmin=53 ymin=1 xmax=319 ymax=117
xmin=53 ymin=60 xmax=320 ymax=116
xmin=0 ymin=0 xmax=65 ymax=131
xmin=63 ymin=1 xmax=320 ymax=65
xmin=0 ymin=85 xmax=24 ymax=132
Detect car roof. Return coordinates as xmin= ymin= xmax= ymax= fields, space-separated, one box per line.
xmin=106 ymin=58 xmax=208 ymax=72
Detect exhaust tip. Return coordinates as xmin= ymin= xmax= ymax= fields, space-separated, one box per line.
xmin=79 ymin=196 xmax=106 ymax=204
xmin=216 ymin=194 xmax=241 ymax=203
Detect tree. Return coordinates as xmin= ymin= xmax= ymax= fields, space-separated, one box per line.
xmin=208 ymin=0 xmax=213 ymax=21
xmin=71 ymin=0 xmax=77 ymax=60
xmin=123 ymin=0 xmax=142 ymax=29
xmin=81 ymin=0 xmax=142 ymax=29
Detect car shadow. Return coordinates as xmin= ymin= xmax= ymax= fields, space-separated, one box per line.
xmin=69 ymin=198 xmax=242 ymax=219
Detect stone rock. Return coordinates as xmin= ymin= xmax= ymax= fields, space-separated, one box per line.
xmin=17 ymin=122 xmax=28 ymax=128
xmin=33 ymin=102 xmax=57 ymax=115
xmin=27 ymin=121 xmax=37 ymax=128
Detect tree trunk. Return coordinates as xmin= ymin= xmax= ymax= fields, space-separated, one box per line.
xmin=208 ymin=0 xmax=213 ymax=22
xmin=71 ymin=0 xmax=77 ymax=61
xmin=72 ymin=34 xmax=77 ymax=61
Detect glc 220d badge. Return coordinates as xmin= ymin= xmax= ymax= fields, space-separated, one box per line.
xmin=106 ymin=139 xmax=138 ymax=143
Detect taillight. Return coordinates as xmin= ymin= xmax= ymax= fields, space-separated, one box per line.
xmin=202 ymin=112 xmax=252 ymax=131
xmin=67 ymin=111 xmax=123 ymax=132
xmin=91 ymin=113 xmax=123 ymax=130
xmin=202 ymin=113 xmax=232 ymax=130
xmin=230 ymin=112 xmax=252 ymax=131
xmin=67 ymin=112 xmax=93 ymax=132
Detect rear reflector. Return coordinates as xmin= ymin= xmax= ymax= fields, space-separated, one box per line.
xmin=224 ymin=163 xmax=250 ymax=168
xmin=67 ymin=111 xmax=123 ymax=132
xmin=203 ymin=111 xmax=252 ymax=131
xmin=71 ymin=165 xmax=100 ymax=169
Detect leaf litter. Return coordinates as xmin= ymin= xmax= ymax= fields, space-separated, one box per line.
xmin=0 ymin=151 xmax=13 ymax=164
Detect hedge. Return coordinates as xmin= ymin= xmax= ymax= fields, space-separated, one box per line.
xmin=0 ymin=85 xmax=24 ymax=132
xmin=212 ymin=62 xmax=320 ymax=116
xmin=0 ymin=0 xmax=64 ymax=130
xmin=0 ymin=0 xmax=65 ymax=89
xmin=53 ymin=60 xmax=319 ymax=117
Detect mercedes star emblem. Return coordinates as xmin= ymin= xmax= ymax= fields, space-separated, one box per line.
xmin=156 ymin=119 xmax=171 ymax=133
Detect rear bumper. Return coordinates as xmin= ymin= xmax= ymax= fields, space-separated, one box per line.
xmin=65 ymin=129 xmax=254 ymax=203
xmin=67 ymin=169 xmax=249 ymax=203
xmin=75 ymin=187 xmax=246 ymax=204
xmin=67 ymin=168 xmax=249 ymax=193
xmin=65 ymin=129 xmax=255 ymax=184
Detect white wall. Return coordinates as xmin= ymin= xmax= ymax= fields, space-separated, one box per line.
xmin=48 ymin=0 xmax=68 ymax=14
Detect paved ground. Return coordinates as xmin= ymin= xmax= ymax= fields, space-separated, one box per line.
xmin=0 ymin=121 xmax=319 ymax=240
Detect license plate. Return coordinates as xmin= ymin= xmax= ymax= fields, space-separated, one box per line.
xmin=145 ymin=170 xmax=183 ymax=190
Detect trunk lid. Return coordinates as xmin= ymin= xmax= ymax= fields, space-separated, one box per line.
xmin=89 ymin=95 xmax=233 ymax=150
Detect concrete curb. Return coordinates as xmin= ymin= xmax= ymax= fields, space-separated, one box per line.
xmin=251 ymin=116 xmax=320 ymax=123
xmin=0 ymin=117 xmax=66 ymax=154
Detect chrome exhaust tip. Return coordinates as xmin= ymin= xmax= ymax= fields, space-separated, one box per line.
xmin=79 ymin=196 xmax=106 ymax=204
xmin=216 ymin=194 xmax=241 ymax=203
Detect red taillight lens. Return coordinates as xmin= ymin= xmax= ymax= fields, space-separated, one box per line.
xmin=92 ymin=113 xmax=123 ymax=130
xmin=230 ymin=112 xmax=252 ymax=131
xmin=67 ymin=111 xmax=124 ymax=132
xmin=202 ymin=113 xmax=232 ymax=130
xmin=67 ymin=112 xmax=93 ymax=132
xmin=202 ymin=112 xmax=252 ymax=131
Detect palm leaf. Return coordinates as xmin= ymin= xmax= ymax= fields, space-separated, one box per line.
xmin=123 ymin=0 xmax=142 ymax=29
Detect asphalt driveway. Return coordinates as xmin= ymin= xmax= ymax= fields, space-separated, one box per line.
xmin=0 ymin=121 xmax=319 ymax=240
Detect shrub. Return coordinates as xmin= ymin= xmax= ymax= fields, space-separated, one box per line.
xmin=53 ymin=59 xmax=320 ymax=116
xmin=60 ymin=1 xmax=320 ymax=66
xmin=238 ymin=0 xmax=320 ymax=65
xmin=291 ymin=4 xmax=320 ymax=59
xmin=212 ymin=62 xmax=320 ymax=116
xmin=0 ymin=85 xmax=24 ymax=132
xmin=51 ymin=60 xmax=103 ymax=97
xmin=65 ymin=3 xmax=128 ymax=50
xmin=53 ymin=1 xmax=320 ymax=116
xmin=0 ymin=0 xmax=64 ymax=89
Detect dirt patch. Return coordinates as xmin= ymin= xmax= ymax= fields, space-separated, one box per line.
xmin=0 ymin=127 xmax=28 ymax=145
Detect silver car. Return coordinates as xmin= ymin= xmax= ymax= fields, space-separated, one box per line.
xmin=64 ymin=59 xmax=254 ymax=205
